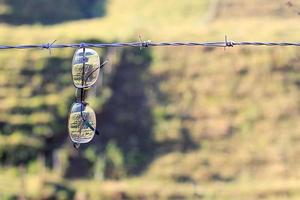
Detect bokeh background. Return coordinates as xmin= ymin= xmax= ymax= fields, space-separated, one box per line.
xmin=0 ymin=0 xmax=300 ymax=199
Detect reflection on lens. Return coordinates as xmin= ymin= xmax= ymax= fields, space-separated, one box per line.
xmin=72 ymin=48 xmax=100 ymax=88
xmin=68 ymin=102 xmax=96 ymax=143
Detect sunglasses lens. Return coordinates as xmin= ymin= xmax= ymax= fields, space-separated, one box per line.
xmin=68 ymin=102 xmax=96 ymax=143
xmin=72 ymin=48 xmax=100 ymax=88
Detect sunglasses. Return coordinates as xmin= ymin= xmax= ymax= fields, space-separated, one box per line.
xmin=68 ymin=48 xmax=107 ymax=149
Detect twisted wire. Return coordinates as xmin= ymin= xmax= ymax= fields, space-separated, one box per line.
xmin=1 ymin=38 xmax=300 ymax=51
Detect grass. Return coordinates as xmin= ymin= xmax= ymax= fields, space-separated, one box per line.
xmin=1 ymin=0 xmax=300 ymax=199
xmin=3 ymin=169 xmax=300 ymax=200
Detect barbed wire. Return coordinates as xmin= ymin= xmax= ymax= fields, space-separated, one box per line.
xmin=1 ymin=36 xmax=300 ymax=52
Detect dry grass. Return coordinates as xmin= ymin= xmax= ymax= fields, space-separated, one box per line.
xmin=1 ymin=0 xmax=300 ymax=199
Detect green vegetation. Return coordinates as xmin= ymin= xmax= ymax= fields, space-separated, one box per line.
xmin=0 ymin=0 xmax=107 ymax=24
xmin=1 ymin=0 xmax=300 ymax=199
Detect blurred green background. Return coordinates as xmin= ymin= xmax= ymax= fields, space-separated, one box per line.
xmin=0 ymin=0 xmax=300 ymax=199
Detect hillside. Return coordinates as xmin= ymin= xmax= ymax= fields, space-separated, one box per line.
xmin=213 ymin=0 xmax=300 ymax=18
xmin=1 ymin=0 xmax=300 ymax=199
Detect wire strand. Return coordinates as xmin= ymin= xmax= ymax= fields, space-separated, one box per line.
xmin=1 ymin=37 xmax=300 ymax=51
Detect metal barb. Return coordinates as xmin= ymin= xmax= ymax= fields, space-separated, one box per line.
xmin=224 ymin=35 xmax=234 ymax=51
xmin=143 ymin=40 xmax=151 ymax=48
xmin=42 ymin=40 xmax=56 ymax=55
xmin=138 ymin=34 xmax=151 ymax=49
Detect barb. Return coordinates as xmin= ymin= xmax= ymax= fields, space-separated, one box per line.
xmin=1 ymin=37 xmax=300 ymax=51
xmin=138 ymin=34 xmax=151 ymax=49
xmin=42 ymin=40 xmax=57 ymax=55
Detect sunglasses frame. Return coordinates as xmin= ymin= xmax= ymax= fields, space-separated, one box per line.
xmin=69 ymin=47 xmax=106 ymax=149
